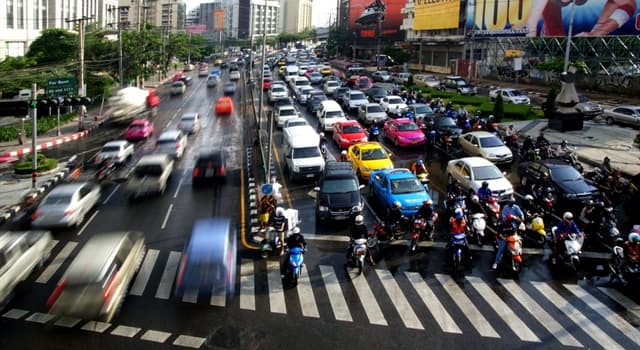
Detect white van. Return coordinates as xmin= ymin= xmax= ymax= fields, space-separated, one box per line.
xmin=283 ymin=127 xmax=325 ymax=181
xmin=317 ymin=100 xmax=348 ymax=132
xmin=284 ymin=65 xmax=299 ymax=83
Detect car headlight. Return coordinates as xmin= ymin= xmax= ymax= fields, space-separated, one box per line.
xmin=352 ymin=203 xmax=363 ymax=212
xmin=319 ymin=206 xmax=328 ymax=212
xmin=363 ymin=166 xmax=370 ymax=171
xmin=564 ymin=193 xmax=577 ymax=199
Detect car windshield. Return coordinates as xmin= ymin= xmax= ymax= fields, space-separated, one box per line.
xmin=454 ymin=80 xmax=467 ymax=86
xmin=343 ymin=125 xmax=363 ymax=134
xmin=361 ymin=148 xmax=388 ymax=160
xmin=181 ymin=116 xmax=195 ymax=122
xmin=280 ymin=109 xmax=296 ymax=116
xmin=390 ymin=178 xmax=424 ymax=194
xmin=414 ymin=106 xmax=431 ymax=114
xmin=42 ymin=194 xmax=72 ymax=205
xmin=479 ymin=136 xmax=504 ymax=148
xmin=435 ymin=118 xmax=456 ymax=128
xmin=101 ymin=146 xmax=121 ymax=153
xmin=472 ymin=165 xmax=503 ymax=181
xmin=351 ymin=93 xmax=366 ymax=101
xmin=272 ymin=87 xmax=285 ymax=92
xmin=292 ymin=147 xmax=321 ymax=158
xmin=135 ymin=164 xmax=164 ymax=177
xmin=388 ymin=98 xmax=403 ymax=104
xmin=128 ymin=124 xmax=143 ymax=130
xmin=426 ymin=76 xmax=438 ymax=82
xmin=509 ymin=90 xmax=523 ymax=96
xmin=156 ymin=139 xmax=177 ymax=146
xmin=369 ymin=89 xmax=386 ymax=96
xmin=321 ymin=178 xmax=359 ymax=193
xmin=328 ymin=81 xmax=339 ymax=87
xmin=378 ymin=71 xmax=389 ymax=75
xmin=312 ymin=96 xmax=328 ymax=104
xmin=326 ymin=111 xmax=344 ymax=118
xmin=368 ymin=105 xmax=384 ymax=113
xmin=551 ymin=166 xmax=582 ymax=182
xmin=397 ymin=123 xmax=419 ymax=131
xmin=311 ymin=73 xmax=321 ymax=77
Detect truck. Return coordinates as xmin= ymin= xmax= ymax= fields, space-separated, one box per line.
xmin=104 ymin=87 xmax=160 ymax=124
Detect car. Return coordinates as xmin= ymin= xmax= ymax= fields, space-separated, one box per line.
xmin=298 ymin=65 xmax=308 ymax=76
xmin=214 ymin=58 xmax=223 ymax=66
xmin=518 ymin=159 xmax=599 ymax=209
xmin=341 ymin=90 xmax=368 ymax=111
xmin=322 ymin=75 xmax=341 ymax=83
xmin=31 ymin=182 xmax=101 ymax=229
xmin=126 ymin=154 xmax=174 ymax=198
xmin=275 ymin=105 xmax=301 ymax=128
xmin=207 ymin=75 xmax=220 ymax=87
xmin=273 ymin=97 xmax=295 ymax=110
xmin=429 ymin=116 xmax=464 ymax=140
xmin=283 ymin=117 xmax=309 ymax=130
xmin=440 ymin=76 xmax=476 ymax=95
xmin=184 ymin=63 xmax=195 ymax=71
xmin=413 ymin=74 xmax=440 ymax=88
xmin=458 ymin=131 xmax=513 ymax=164
xmin=308 ymin=94 xmax=328 ymax=113
xmin=229 ymin=63 xmax=239 ymax=71
xmin=215 ymin=96 xmax=234 ymax=115
xmin=489 ymin=88 xmax=531 ymax=104
xmin=47 ymin=231 xmax=145 ymax=322
xmin=263 ymin=71 xmax=272 ymax=78
xmin=198 ymin=68 xmax=209 ymax=77
xmin=178 ymin=113 xmax=201 ymax=134
xmin=333 ymin=120 xmax=368 ymax=149
xmin=575 ymin=95 xmax=603 ymax=119
xmin=263 ymin=77 xmax=273 ymax=90
xmin=223 ymin=82 xmax=237 ymax=95
xmin=369 ymin=168 xmax=432 ymax=216
xmin=308 ymin=71 xmax=323 ymax=85
xmin=393 ymin=72 xmax=412 ymax=84
xmin=347 ymin=142 xmax=394 ymax=180
xmin=182 ymin=76 xmax=193 ymax=86
xmin=324 ymin=80 xmax=340 ymax=95
xmin=365 ymin=86 xmax=389 ymax=103
xmin=602 ymin=105 xmax=640 ymax=127
xmin=220 ymin=60 xmax=228 ymax=68
xmin=319 ymin=66 xmax=332 ymax=75
xmin=95 ymin=140 xmax=134 ymax=164
xmin=125 ymin=118 xmax=154 ymax=141
xmin=407 ymin=104 xmax=435 ymax=121
xmin=155 ymin=130 xmax=188 ymax=159
xmin=229 ymin=70 xmax=241 ymax=81
xmin=314 ymin=161 xmax=364 ymax=222
xmin=355 ymin=76 xmax=373 ymax=91
xmin=290 ymin=76 xmax=311 ymax=94
xmin=209 ymin=68 xmax=222 ymax=77
xmin=270 ymin=80 xmax=287 ymax=89
xmin=192 ymin=150 xmax=226 ymax=185
xmin=295 ymin=86 xmax=315 ymax=104
xmin=172 ymin=72 xmax=186 ymax=82
xmin=383 ymin=118 xmax=426 ymax=147
xmin=372 ymin=70 xmax=392 ymax=83
xmin=380 ymin=95 xmax=408 ymax=114
xmin=357 ymin=103 xmax=387 ymax=126
xmin=268 ymin=85 xmax=289 ymax=103
xmin=333 ymin=87 xmax=350 ymax=101
xmin=446 ymin=157 xmax=514 ymax=201
xmin=170 ymin=81 xmax=186 ymax=95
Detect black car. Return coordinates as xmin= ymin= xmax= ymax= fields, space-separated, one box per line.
xmin=223 ymin=82 xmax=237 ymax=95
xmin=365 ymin=86 xmax=388 ymax=103
xmin=272 ymin=97 xmax=295 ymax=109
xmin=333 ymin=87 xmax=350 ymax=101
xmin=518 ymin=159 xmax=598 ymax=208
xmin=192 ymin=151 xmax=226 ymax=186
xmin=315 ymin=161 xmax=364 ymax=223
xmin=308 ymin=94 xmax=328 ymax=113
xmin=428 ymin=116 xmax=463 ymax=137
xmin=229 ymin=63 xmax=239 ymax=71
xmin=220 ymin=61 xmax=229 ymax=68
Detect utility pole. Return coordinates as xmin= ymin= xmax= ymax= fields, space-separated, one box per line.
xmin=109 ymin=6 xmax=130 ymax=87
xmin=468 ymin=30 xmax=475 ymax=82
xmin=259 ymin=0 xmax=270 ymax=179
xmin=66 ymin=15 xmax=93 ymax=130
xmin=30 ymin=83 xmax=38 ymax=189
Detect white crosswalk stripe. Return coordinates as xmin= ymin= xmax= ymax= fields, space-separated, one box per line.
xmin=240 ymin=259 xmax=256 ymax=311
xmin=597 ymin=287 xmax=640 ymax=321
xmin=531 ymin=281 xmax=625 ymax=350
xmin=351 ymin=272 xmax=387 ymax=326
xmin=498 ymin=279 xmax=582 ymax=347
xmin=467 ymin=276 xmax=539 ymax=342
xmin=319 ymin=265 xmax=352 ymax=322
xmin=155 ymin=251 xmax=181 ymax=300
xmin=435 ymin=274 xmax=500 ymax=338
xmin=130 ymin=249 xmax=159 ymax=296
xmin=36 ymin=241 xmax=78 ymax=284
xmin=297 ymin=265 xmax=320 ymax=318
xmin=267 ymin=260 xmax=286 ymax=314
xmin=405 ymin=272 xmax=461 ymax=334
xmin=376 ymin=269 xmax=423 ymax=330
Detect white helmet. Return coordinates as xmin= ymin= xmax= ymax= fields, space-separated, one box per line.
xmin=563 ymin=212 xmax=573 ymax=221
xmin=354 ymin=215 xmax=364 ymax=225
xmin=341 ymin=150 xmax=347 ymax=156
xmin=471 ymin=195 xmax=479 ymax=204
xmin=291 ymin=227 xmax=301 ymax=234
xmin=276 ymin=207 xmax=285 ymax=216
xmin=525 ymin=194 xmax=534 ymax=201
xmin=320 ymin=132 xmax=325 ymax=138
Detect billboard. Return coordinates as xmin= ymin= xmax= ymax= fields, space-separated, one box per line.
xmin=466 ymin=0 xmax=640 ymax=37
xmin=214 ymin=9 xmax=225 ymax=31
xmin=349 ymin=0 xmax=405 ymax=41
xmin=414 ymin=0 xmax=461 ymax=30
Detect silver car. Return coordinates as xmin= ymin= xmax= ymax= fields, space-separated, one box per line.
xmin=31 ymin=182 xmax=101 ymax=229
xmin=178 ymin=113 xmax=201 ymax=134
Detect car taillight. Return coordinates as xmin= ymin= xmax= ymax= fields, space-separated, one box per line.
xmin=47 ymin=279 xmax=67 ymax=309
xmin=176 ymin=254 xmax=188 ymax=288
xmin=193 ymin=168 xmax=200 ymax=177
xmin=219 ymin=165 xmax=225 ymax=176
xmin=176 ymin=143 xmax=180 ymax=150
xmin=63 ymin=209 xmax=75 ymax=217
xmin=103 ymin=270 xmax=119 ymax=301
xmin=31 ymin=210 xmax=42 ymax=221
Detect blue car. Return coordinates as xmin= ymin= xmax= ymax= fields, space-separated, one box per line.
xmin=210 ymin=68 xmax=222 ymax=77
xmin=369 ymin=168 xmax=431 ymax=217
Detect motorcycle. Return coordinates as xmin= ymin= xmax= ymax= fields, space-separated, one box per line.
xmin=609 ymin=240 xmax=640 ymax=286
xmin=533 ymin=187 xmax=556 ymax=221
xmin=64 ymin=155 xmax=82 ymax=182
xmin=467 ymin=212 xmax=487 ymax=247
xmin=504 ymin=233 xmax=524 ymax=274
xmin=284 ymin=246 xmax=305 ymax=287
xmin=446 ymin=194 xmax=466 ymax=215
xmin=96 ymin=159 xmax=118 ymax=182
xmin=449 ymin=233 xmax=469 ymax=271
xmin=409 ymin=213 xmax=438 ymax=252
xmin=552 ymin=147 xmax=584 ymax=173
xmin=347 ymin=238 xmax=369 ymax=275
xmin=593 ymin=206 xmax=620 ymax=246
xmin=524 ymin=212 xmax=548 ymax=247
xmin=320 ymin=142 xmax=328 ymax=159
xmin=481 ymin=197 xmax=501 ymax=228
xmin=552 ymin=227 xmax=584 ymax=272
xmin=259 ymin=227 xmax=281 ymax=259
xmin=504 ymin=132 xmax=519 ymax=152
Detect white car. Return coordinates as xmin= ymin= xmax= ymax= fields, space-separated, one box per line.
xmin=31 ymin=182 xmax=102 ymax=229
xmin=489 ymin=88 xmax=531 ymax=105
xmin=290 ymin=77 xmax=311 ymax=95
xmin=268 ymin=85 xmax=288 ymax=102
xmin=178 ymin=113 xmax=201 ymax=134
xmin=324 ymin=80 xmax=340 ymax=95
xmin=283 ymin=117 xmax=309 ymax=130
xmin=95 ymin=140 xmax=134 ymax=164
xmin=372 ymin=70 xmax=392 ymax=82
xmin=155 ymin=130 xmax=188 ymax=159
xmin=458 ymin=131 xmax=513 ymax=164
xmin=275 ymin=105 xmax=301 ymax=128
xmin=446 ymin=157 xmax=514 ymax=201
xmin=170 ymin=81 xmax=186 ymax=95
xmin=380 ymin=95 xmax=408 ymax=114
xmin=358 ymin=103 xmax=388 ymax=125
xmin=341 ymin=90 xmax=369 ymax=112
xmin=295 ymin=86 xmax=315 ymax=104
xmin=229 ymin=70 xmax=241 ymax=81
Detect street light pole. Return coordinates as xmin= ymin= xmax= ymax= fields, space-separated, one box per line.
xmin=352 ymin=32 xmax=356 ymax=61
xmin=563 ymin=1 xmax=577 ymax=74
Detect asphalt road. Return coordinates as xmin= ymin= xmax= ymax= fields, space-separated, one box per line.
xmin=1 ymin=69 xmax=639 ymax=350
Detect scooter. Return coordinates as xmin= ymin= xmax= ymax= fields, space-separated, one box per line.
xmin=524 ymin=212 xmax=548 ymax=247
xmin=284 ymin=246 xmax=305 ymax=287
xmin=552 ymin=227 xmax=584 ymax=272
xmin=96 ymin=159 xmax=118 ymax=182
xmin=320 ymin=142 xmax=328 ymax=159
xmin=449 ymin=233 xmax=469 ymax=271
xmin=259 ymin=227 xmax=281 ymax=259
xmin=505 ymin=233 xmax=524 ymax=274
xmin=609 ymin=239 xmax=640 ymax=286
xmin=348 ymin=238 xmax=369 ymax=275
xmin=468 ymin=212 xmax=487 ymax=247
xmin=482 ymin=197 xmax=501 ymax=228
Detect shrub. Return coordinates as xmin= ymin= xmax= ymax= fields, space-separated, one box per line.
xmin=478 ymin=102 xmax=534 ymax=120
xmin=544 ymin=87 xmax=557 ymax=118
xmin=493 ymin=94 xmax=505 ymax=122
xmin=429 ymin=90 xmax=455 ymax=98
xmin=0 ymin=112 xmax=76 ymax=142
xmin=14 ymin=152 xmax=59 ymax=174
xmin=450 ymin=95 xmax=487 ymax=106
xmin=407 ymin=75 xmax=414 ymax=86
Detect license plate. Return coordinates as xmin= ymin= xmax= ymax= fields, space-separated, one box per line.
xmin=334 ymin=215 xmax=347 ymax=220
xmin=306 ymin=174 xmax=314 ymax=178
xmin=412 ymin=141 xmax=417 ymax=144
xmin=205 ymin=169 xmax=214 ymax=177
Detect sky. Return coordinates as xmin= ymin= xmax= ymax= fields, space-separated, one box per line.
xmin=183 ymin=0 xmax=334 ymax=28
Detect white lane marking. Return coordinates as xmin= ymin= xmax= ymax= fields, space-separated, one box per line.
xmin=110 ymin=325 xmax=141 ymax=338
xmin=36 ymin=241 xmax=78 ymax=284
xmin=376 ymin=269 xmax=423 ymax=329
xmin=181 ymin=287 xmax=198 ymax=304
xmin=53 ymin=316 xmax=82 ymax=328
xmin=173 ymin=177 xmax=183 ymax=198
xmin=210 ymin=285 xmax=226 ymax=307
xmin=564 ymin=284 xmax=640 ymax=346
xmin=351 ymin=270 xmax=387 ymax=326
xmin=76 ymin=210 xmax=99 ymax=236
xmin=239 ymin=259 xmax=256 ymax=311
xmin=173 ymin=335 xmax=206 ymax=349
xmin=160 ymin=203 xmax=173 ymax=230
xmin=25 ymin=312 xmax=55 ymax=324
xmin=405 ymin=272 xmax=461 ymax=334
xmin=319 ymin=265 xmax=352 ymax=322
xmin=102 ymin=184 xmax=120 ymax=204
xmin=435 ymin=274 xmax=500 ymax=338
xmin=597 ymin=287 xmax=640 ymax=321
xmin=130 ymin=249 xmax=160 ymax=296
xmin=81 ymin=320 xmax=112 ymax=333
xmin=2 ymin=309 xmax=29 ymax=320
xmin=304 ymin=234 xmax=349 ymax=242
xmin=140 ymin=329 xmax=172 ymax=343
xmin=297 ymin=265 xmax=320 ymax=318
xmin=498 ymin=279 xmax=582 ymax=347
xmin=467 ymin=276 xmax=539 ymax=342
xmin=155 ymin=251 xmax=181 ymax=300
xmin=531 ymin=281 xmax=625 ymax=350
xmin=267 ymin=260 xmax=286 ymax=314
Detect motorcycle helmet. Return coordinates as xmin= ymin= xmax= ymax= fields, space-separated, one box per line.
xmin=563 ymin=212 xmax=573 ymax=221
xmin=424 ymin=199 xmax=433 ymax=206
xmin=471 ymin=195 xmax=479 ymax=204
xmin=454 ymin=208 xmax=464 ymax=219
xmin=416 ymin=159 xmax=423 ymax=166
xmin=610 ymin=227 xmax=620 ymax=237
xmin=561 ymin=140 xmax=568 ymax=147
xmin=354 ymin=215 xmax=364 ymax=225
xmin=506 ymin=214 xmax=515 ymax=222
xmin=291 ymin=227 xmax=301 ymax=234
xmin=585 ymin=200 xmax=594 ymax=207
xmin=394 ymin=201 xmax=402 ymax=208
xmin=507 ymin=196 xmax=515 ymax=205
xmin=276 ymin=207 xmax=285 ymax=216
xmin=320 ymin=132 xmax=325 ymax=138
xmin=629 ymin=232 xmax=640 ymax=243
xmin=524 ymin=194 xmax=534 ymax=202
xmin=604 ymin=156 xmax=610 ymax=163
xmin=481 ymin=181 xmax=489 ymax=188
xmin=341 ymin=150 xmax=347 ymax=156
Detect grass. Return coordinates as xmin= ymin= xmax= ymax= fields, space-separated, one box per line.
xmin=14 ymin=153 xmax=59 ymax=174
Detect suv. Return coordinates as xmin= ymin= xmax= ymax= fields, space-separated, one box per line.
xmin=439 ymin=76 xmax=476 ymax=95
xmin=314 ymin=161 xmax=364 ymax=223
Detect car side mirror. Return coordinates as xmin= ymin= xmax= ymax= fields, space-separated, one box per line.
xmin=358 ymin=184 xmax=365 ymax=190
xmin=464 ymin=175 xmax=470 ymax=180
xmin=387 ymin=152 xmax=393 ymax=159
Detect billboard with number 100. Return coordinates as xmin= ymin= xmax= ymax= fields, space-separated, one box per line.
xmin=465 ymin=0 xmax=640 ymax=37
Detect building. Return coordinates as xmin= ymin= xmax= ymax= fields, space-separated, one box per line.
xmin=186 ymin=6 xmax=200 ymax=26
xmin=250 ymin=0 xmax=280 ymax=40
xmin=281 ymin=0 xmax=312 ymax=34
xmin=118 ymin=0 xmax=185 ymax=32
xmin=0 ymin=0 xmax=118 ymax=59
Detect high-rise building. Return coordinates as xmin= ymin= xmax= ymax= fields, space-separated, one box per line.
xmin=186 ymin=6 xmax=200 ymax=26
xmin=250 ymin=0 xmax=279 ymax=40
xmin=118 ymin=0 xmax=185 ymax=32
xmin=281 ymin=0 xmax=312 ymax=34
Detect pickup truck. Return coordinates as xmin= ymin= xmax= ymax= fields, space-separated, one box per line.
xmin=125 ymin=154 xmax=174 ymax=200
xmin=489 ymin=88 xmax=531 ymax=105
xmin=0 ymin=230 xmax=53 ymax=305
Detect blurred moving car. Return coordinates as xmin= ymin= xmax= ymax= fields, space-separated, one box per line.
xmin=155 ymin=130 xmax=187 ymax=159
xmin=372 ymin=70 xmax=392 ymax=82
xmin=262 ymin=77 xmax=273 ymax=91
xmin=575 ymin=95 xmax=603 ymax=119
xmin=175 ymin=218 xmax=237 ymax=301
xmin=47 ymin=231 xmax=145 ymax=322
xmin=207 ymin=75 xmax=220 ymax=88
xmin=192 ymin=150 xmax=226 ymax=186
xmin=229 ymin=70 xmax=241 ymax=81
xmin=125 ymin=118 xmax=154 ymax=141
xmin=0 ymin=230 xmax=53 ymax=305
xmin=126 ymin=154 xmax=174 ymax=199
xmin=223 ymin=82 xmax=237 ymax=95
xmin=178 ymin=113 xmax=201 ymax=134
xmin=31 ymin=182 xmax=101 ymax=229
xmin=215 ymin=96 xmax=234 ymax=115
xmin=95 ymin=140 xmax=134 ymax=165
xmin=170 ymin=81 xmax=186 ymax=96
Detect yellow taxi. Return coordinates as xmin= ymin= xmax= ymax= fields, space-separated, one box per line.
xmin=319 ymin=66 xmax=332 ymax=76
xmin=277 ymin=58 xmax=286 ymax=66
xmin=214 ymin=58 xmax=222 ymax=66
xmin=278 ymin=65 xmax=286 ymax=75
xmin=347 ymin=142 xmax=394 ymax=180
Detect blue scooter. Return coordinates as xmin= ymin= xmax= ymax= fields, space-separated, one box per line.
xmin=284 ymin=246 xmax=305 ymax=287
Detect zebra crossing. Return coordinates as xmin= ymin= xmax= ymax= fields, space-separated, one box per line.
xmin=30 ymin=240 xmax=640 ymax=348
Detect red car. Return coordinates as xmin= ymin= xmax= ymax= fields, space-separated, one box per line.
xmin=125 ymin=118 xmax=154 ymax=141
xmin=332 ymin=120 xmax=368 ymax=149
xmin=383 ymin=118 xmax=426 ymax=147
xmin=215 ymin=96 xmax=234 ymax=115
xmin=172 ymin=71 xmax=185 ymax=82
xmin=263 ymin=77 xmax=272 ymax=91
xmin=356 ymin=76 xmax=373 ymax=91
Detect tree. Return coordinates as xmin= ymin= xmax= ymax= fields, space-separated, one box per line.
xmin=382 ymin=45 xmax=410 ymax=64
xmin=493 ymin=94 xmax=504 ymax=122
xmin=543 ymin=87 xmax=557 ymax=118
xmin=26 ymin=29 xmax=78 ymax=65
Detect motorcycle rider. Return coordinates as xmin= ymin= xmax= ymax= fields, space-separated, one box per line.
xmin=493 ymin=214 xmax=519 ymax=270
xmin=536 ymin=132 xmax=550 ymax=148
xmin=521 ymin=135 xmax=535 ymax=159
xmin=551 ymin=212 xmax=583 ymax=264
xmin=386 ymin=201 xmax=404 ymax=238
xmin=411 ymin=159 xmax=429 ymax=176
xmin=417 ymin=199 xmax=436 ymax=240
xmin=600 ymin=156 xmax=614 ymax=177
xmin=346 ymin=215 xmax=375 ymax=265
xmin=625 ymin=233 xmax=640 ymax=265
xmin=448 ymin=208 xmax=469 ymax=256
xmin=531 ymin=173 xmax=552 ymax=198
xmin=501 ymin=196 xmax=525 ymax=223
xmin=557 ymin=140 xmax=571 ymax=154
xmin=579 ymin=200 xmax=598 ymax=235
xmin=505 ymin=124 xmax=516 ymax=146
xmin=339 ymin=150 xmax=349 ymax=162
xmin=319 ymin=132 xmax=328 ymax=149
xmin=467 ymin=194 xmax=485 ymax=216
xmin=446 ymin=179 xmax=465 ymax=211
xmin=272 ymin=207 xmax=288 ymax=253
xmin=369 ymin=123 xmax=380 ymax=141
xmin=477 ymin=181 xmax=493 ymax=202
xmin=281 ymin=227 xmax=307 ymax=276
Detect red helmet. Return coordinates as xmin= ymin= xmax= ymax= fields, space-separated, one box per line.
xmin=506 ymin=214 xmax=514 ymax=221
xmin=487 ymin=197 xmax=496 ymax=204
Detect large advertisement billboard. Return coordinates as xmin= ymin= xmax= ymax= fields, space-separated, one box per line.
xmin=466 ymin=0 xmax=640 ymax=37
xmin=414 ymin=0 xmax=461 ymax=30
xmin=349 ymin=0 xmax=405 ymax=41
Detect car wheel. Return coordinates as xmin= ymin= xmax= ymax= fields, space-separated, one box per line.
xmin=606 ymin=117 xmax=614 ymax=125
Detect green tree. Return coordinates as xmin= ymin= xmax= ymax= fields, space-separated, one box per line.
xmin=493 ymin=94 xmax=504 ymax=122
xmin=543 ymin=87 xmax=557 ymax=118
xmin=382 ymin=45 xmax=410 ymax=64
xmin=26 ymin=29 xmax=78 ymax=65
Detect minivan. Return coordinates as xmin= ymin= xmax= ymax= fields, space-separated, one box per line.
xmin=155 ymin=130 xmax=188 ymax=159
xmin=284 ymin=65 xmax=299 ymax=83
xmin=284 ymin=127 xmax=325 ymax=181
xmin=317 ymin=100 xmax=348 ymax=131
